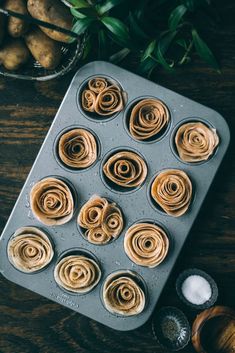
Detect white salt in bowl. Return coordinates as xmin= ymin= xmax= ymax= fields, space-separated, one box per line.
xmin=176 ymin=268 xmax=218 ymax=310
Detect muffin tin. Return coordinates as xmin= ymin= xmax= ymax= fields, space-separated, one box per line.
xmin=0 ymin=61 xmax=230 ymax=331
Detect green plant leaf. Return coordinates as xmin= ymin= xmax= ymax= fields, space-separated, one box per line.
xmin=71 ymin=7 xmax=86 ymax=19
xmin=101 ymin=16 xmax=130 ymax=41
xmin=138 ymin=57 xmax=157 ymax=77
xmin=72 ymin=17 xmax=95 ymax=35
xmin=106 ymin=31 xmax=134 ymax=49
xmin=98 ymin=29 xmax=108 ymax=59
xmin=155 ymin=31 xmax=177 ymax=71
xmin=141 ymin=40 xmax=156 ymax=62
xmin=109 ymin=48 xmax=130 ymax=63
xmin=97 ymin=0 xmax=124 ymax=16
xmin=192 ymin=28 xmax=220 ymax=71
xmin=82 ymin=34 xmax=92 ymax=59
xmin=129 ymin=12 xmax=148 ymax=41
xmin=175 ymin=38 xmax=187 ymax=49
xmin=68 ymin=0 xmax=90 ymax=8
xmin=74 ymin=7 xmax=97 ymax=17
xmin=168 ymin=5 xmax=187 ymax=30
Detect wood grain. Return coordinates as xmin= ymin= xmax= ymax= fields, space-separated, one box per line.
xmin=0 ymin=2 xmax=235 ymax=352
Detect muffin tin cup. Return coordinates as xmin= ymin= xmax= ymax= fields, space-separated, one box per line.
xmin=100 ymin=269 xmax=148 ymax=317
xmin=54 ymin=248 xmax=102 ymax=296
xmin=53 ymin=125 xmax=101 ymax=173
xmin=123 ymin=96 xmax=173 ymax=144
xmin=0 ymin=61 xmax=230 ymax=331
xmin=77 ymin=74 xmax=127 ymax=122
xmin=7 ymin=226 xmax=55 ymax=275
xmin=146 ymin=168 xmax=197 ymax=217
xmin=170 ymin=117 xmax=220 ymax=166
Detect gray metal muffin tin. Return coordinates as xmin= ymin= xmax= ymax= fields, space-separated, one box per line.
xmin=0 ymin=61 xmax=230 ymax=331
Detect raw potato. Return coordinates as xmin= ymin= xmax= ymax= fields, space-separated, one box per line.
xmin=24 ymin=28 xmax=61 ymax=69
xmin=5 ymin=0 xmax=28 ymax=37
xmin=0 ymin=39 xmax=30 ymax=70
xmin=27 ymin=0 xmax=73 ymax=43
xmin=0 ymin=14 xmax=5 ymax=45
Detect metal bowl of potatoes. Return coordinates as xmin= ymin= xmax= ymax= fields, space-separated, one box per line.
xmin=0 ymin=0 xmax=84 ymax=81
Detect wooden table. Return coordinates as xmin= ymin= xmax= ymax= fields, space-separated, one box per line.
xmin=0 ymin=3 xmax=234 ymax=352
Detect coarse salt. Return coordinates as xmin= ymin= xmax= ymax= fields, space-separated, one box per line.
xmin=181 ymin=275 xmax=212 ymax=305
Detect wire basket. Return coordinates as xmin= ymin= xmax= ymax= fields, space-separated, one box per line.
xmin=0 ymin=1 xmax=85 ymax=81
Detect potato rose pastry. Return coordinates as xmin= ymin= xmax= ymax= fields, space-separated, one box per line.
xmin=129 ymin=98 xmax=170 ymax=141
xmin=58 ymin=128 xmax=97 ymax=169
xmin=54 ymin=255 xmax=101 ymax=293
xmin=124 ymin=223 xmax=169 ymax=267
xmin=175 ymin=121 xmax=219 ymax=162
xmin=78 ymin=195 xmax=123 ymax=245
xmin=30 ymin=177 xmax=74 ymax=226
xmin=103 ymin=270 xmax=145 ymax=316
xmin=8 ymin=227 xmax=53 ymax=273
xmin=81 ymin=77 xmax=125 ymax=116
xmin=151 ymin=169 xmax=192 ymax=217
xmin=103 ymin=150 xmax=147 ymax=189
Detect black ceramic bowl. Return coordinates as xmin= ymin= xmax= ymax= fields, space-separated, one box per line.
xmin=152 ymin=306 xmax=191 ymax=351
xmin=176 ymin=268 xmax=218 ymax=310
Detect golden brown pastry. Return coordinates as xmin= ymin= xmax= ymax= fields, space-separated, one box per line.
xmin=88 ymin=77 xmax=108 ymax=93
xmin=129 ymin=98 xmax=170 ymax=141
xmin=58 ymin=128 xmax=97 ymax=169
xmin=54 ymin=255 xmax=101 ymax=293
xmin=103 ymin=271 xmax=145 ymax=316
xmin=103 ymin=151 xmax=147 ymax=189
xmin=151 ymin=169 xmax=192 ymax=217
xmin=94 ymin=85 xmax=124 ymax=116
xmin=175 ymin=122 xmax=219 ymax=162
xmin=124 ymin=223 xmax=169 ymax=267
xmin=81 ymin=77 xmax=125 ymax=116
xmin=77 ymin=195 xmax=123 ymax=245
xmin=8 ymin=227 xmax=54 ymax=273
xmin=30 ymin=177 xmax=74 ymax=226
xmin=81 ymin=90 xmax=96 ymax=112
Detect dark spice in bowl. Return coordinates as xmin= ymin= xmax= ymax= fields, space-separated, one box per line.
xmin=152 ymin=306 xmax=191 ymax=351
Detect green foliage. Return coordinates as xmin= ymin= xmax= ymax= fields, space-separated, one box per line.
xmin=68 ymin=0 xmax=220 ymax=76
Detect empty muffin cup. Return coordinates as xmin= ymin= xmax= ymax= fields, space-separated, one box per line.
xmin=152 ymin=306 xmax=191 ymax=351
xmin=176 ymin=268 xmax=218 ymax=310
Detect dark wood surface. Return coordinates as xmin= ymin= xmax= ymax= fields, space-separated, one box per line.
xmin=0 ymin=3 xmax=235 ymax=353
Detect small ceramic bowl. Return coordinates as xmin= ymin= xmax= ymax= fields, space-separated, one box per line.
xmin=192 ymin=305 xmax=235 ymax=353
xmin=152 ymin=306 xmax=191 ymax=351
xmin=176 ymin=268 xmax=218 ymax=310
